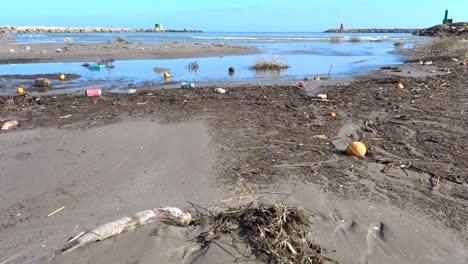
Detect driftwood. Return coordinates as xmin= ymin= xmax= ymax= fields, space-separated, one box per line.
xmin=60 ymin=207 xmax=191 ymax=254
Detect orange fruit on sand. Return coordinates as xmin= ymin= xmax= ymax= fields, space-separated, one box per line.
xmin=396 ymin=82 xmax=404 ymax=89
xmin=346 ymin=141 xmax=367 ymax=157
xmin=164 ymin=72 xmax=170 ymax=79
xmin=329 ymin=112 xmax=337 ymax=118
xmin=59 ymin=74 xmax=66 ymax=80
xmin=17 ymin=87 xmax=24 ymax=94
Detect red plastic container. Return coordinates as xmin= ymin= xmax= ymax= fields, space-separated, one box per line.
xmin=86 ymin=88 xmax=102 ymax=97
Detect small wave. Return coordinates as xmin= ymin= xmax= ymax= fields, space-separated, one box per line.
xmin=18 ymin=34 xmax=46 ymax=38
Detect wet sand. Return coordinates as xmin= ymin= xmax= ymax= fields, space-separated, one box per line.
xmin=0 ymin=42 xmax=260 ymax=64
xmin=1 ymin=48 xmax=467 ymax=263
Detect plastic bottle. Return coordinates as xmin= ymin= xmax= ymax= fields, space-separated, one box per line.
xmin=181 ymin=82 xmax=194 ymax=89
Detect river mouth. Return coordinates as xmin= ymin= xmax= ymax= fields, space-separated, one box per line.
xmin=0 ymin=32 xmax=426 ymax=95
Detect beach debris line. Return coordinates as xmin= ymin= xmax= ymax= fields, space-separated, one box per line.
xmin=250 ymin=57 xmax=289 ymax=71
xmin=60 ymin=207 xmax=191 ymax=254
xmin=346 ymin=141 xmax=367 ymax=157
xmin=1 ymin=120 xmax=19 ymax=131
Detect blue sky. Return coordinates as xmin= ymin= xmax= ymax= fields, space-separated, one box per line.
xmin=1 ymin=0 xmax=467 ymax=31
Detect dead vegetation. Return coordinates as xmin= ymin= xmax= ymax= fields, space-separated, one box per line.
xmin=190 ymin=180 xmax=332 ymax=264
xmin=186 ymin=61 xmax=199 ymax=72
xmin=394 ymin=41 xmax=405 ymax=47
xmin=423 ymin=36 xmax=468 ymax=59
xmin=250 ymin=57 xmax=289 ymax=71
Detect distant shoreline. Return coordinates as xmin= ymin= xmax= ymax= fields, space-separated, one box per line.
xmin=324 ymin=28 xmax=420 ymax=33
xmin=0 ymin=26 xmax=202 ymax=33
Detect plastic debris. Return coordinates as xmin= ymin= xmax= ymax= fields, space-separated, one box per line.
xmin=215 ymin=88 xmax=226 ymax=94
xmin=86 ymin=88 xmax=102 ymax=97
xmin=1 ymin=120 xmax=19 ymax=131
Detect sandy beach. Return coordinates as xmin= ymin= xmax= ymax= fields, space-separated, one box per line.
xmin=0 ymin=26 xmax=467 ymax=263
xmin=0 ymin=42 xmax=259 ymax=64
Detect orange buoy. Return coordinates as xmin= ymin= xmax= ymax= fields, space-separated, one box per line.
xmin=17 ymin=87 xmax=24 ymax=94
xmin=345 ymin=141 xmax=367 ymax=157
xmin=59 ymin=74 xmax=66 ymax=80
xmin=329 ymin=112 xmax=337 ymax=119
xmin=164 ymin=72 xmax=170 ymax=79
xmin=396 ymin=82 xmax=404 ymax=89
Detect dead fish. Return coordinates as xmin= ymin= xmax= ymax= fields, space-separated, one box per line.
xmin=1 ymin=120 xmax=19 ymax=131
xmin=60 ymin=207 xmax=191 ymax=254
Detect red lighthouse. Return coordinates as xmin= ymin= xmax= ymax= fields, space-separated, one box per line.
xmin=340 ymin=23 xmax=344 ymax=31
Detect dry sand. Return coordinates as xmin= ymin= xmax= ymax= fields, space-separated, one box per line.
xmin=0 ymin=42 xmax=260 ymax=64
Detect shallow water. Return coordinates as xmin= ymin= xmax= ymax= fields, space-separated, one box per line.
xmin=0 ymin=32 xmax=425 ymax=94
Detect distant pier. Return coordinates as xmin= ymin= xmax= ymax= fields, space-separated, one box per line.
xmin=0 ymin=26 xmax=202 ymax=33
xmin=324 ymin=28 xmax=420 ymax=34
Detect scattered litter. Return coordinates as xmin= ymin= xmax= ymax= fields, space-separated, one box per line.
xmin=137 ymin=101 xmax=148 ymax=105
xmin=47 ymin=206 xmax=65 ymax=217
xmin=214 ymin=88 xmax=226 ymax=94
xmin=314 ymin=76 xmax=321 ymax=81
xmin=86 ymin=88 xmax=102 ymax=97
xmin=25 ymin=46 xmax=31 ymax=51
xmin=451 ymin=58 xmax=459 ymax=62
xmin=1 ymin=120 xmax=19 ymax=131
xmin=296 ymin=81 xmax=305 ymax=88
xmin=317 ymin=94 xmax=327 ymax=99
xmin=56 ymin=48 xmax=63 ymax=53
xmin=9 ymin=49 xmax=14 ymax=53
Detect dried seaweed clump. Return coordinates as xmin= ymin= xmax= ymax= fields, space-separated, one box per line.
xmin=195 ymin=203 xmax=331 ymax=264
